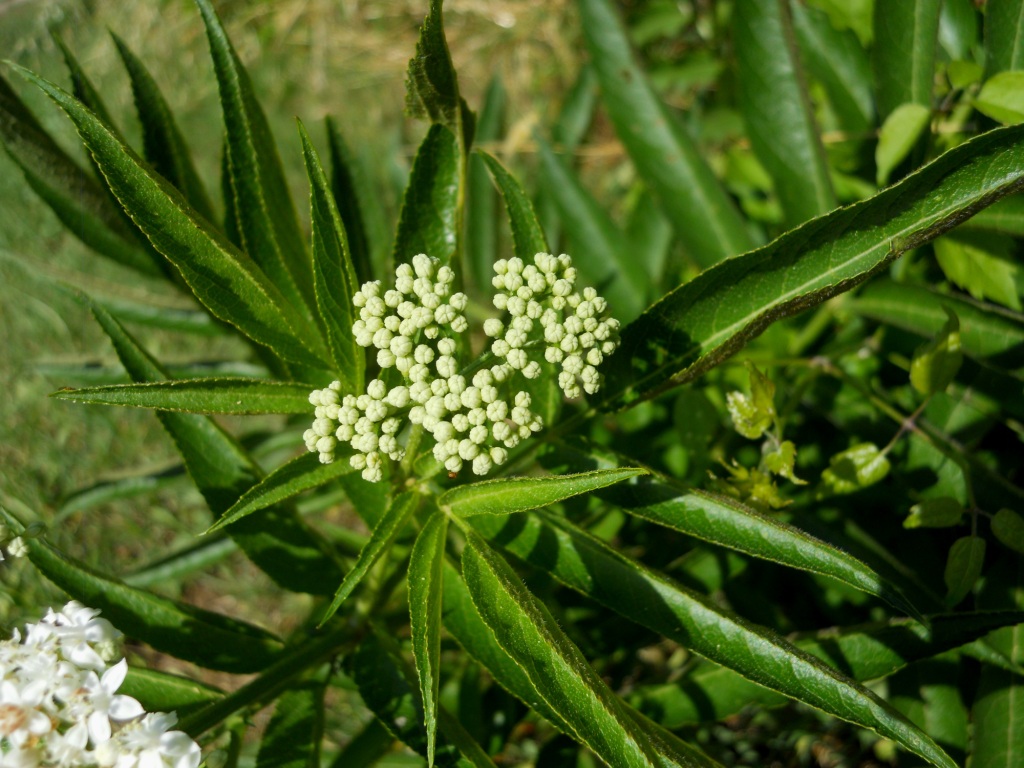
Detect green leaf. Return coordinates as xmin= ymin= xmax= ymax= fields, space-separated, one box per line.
xmin=404 ymin=0 xmax=463 ymax=134
xmin=466 ymin=78 xmax=505 ymax=293
xmin=409 ymin=512 xmax=448 ymax=767
xmin=986 ymin=0 xmax=1024 ymax=75
xmin=877 ymin=103 xmax=932 ymax=186
xmin=0 ymin=74 xmax=158 ymax=276
xmin=13 ymin=64 xmax=328 ymax=370
xmin=849 ymin=278 xmax=1024 ymax=371
xmin=92 ymin=297 xmax=224 ymax=336
xmin=905 ymin=497 xmax=965 ymax=529
xmin=469 ymin=511 xmax=956 ymax=768
xmin=577 ymin=0 xmax=754 ymax=267
xmin=255 ymin=680 xmax=325 ymax=768
xmin=934 ymin=230 xmax=1023 ymax=310
xmin=441 ymin=565 xmax=723 ymax=768
xmin=872 ymin=0 xmax=942 ymax=118
xmin=976 ymin=71 xmax=1024 ymax=124
xmin=50 ymin=31 xmax=117 ymax=128
xmin=210 ymin=452 xmax=355 ymax=533
xmin=0 ymin=509 xmax=283 ymax=673
xmin=601 ymin=123 xmax=1024 ymax=410
xmin=478 ymin=151 xmax=549 ymax=262
xmin=325 ymin=118 xmax=373 ymax=284
xmin=320 ymin=492 xmax=419 ymax=625
xmin=820 ymin=443 xmax=891 ymax=494
xmin=121 ymin=667 xmax=222 ymax=718
xmin=535 ymin=134 xmax=646 ymax=320
xmin=993 ymin=509 xmax=1024 ymax=554
xmin=735 ymin=0 xmax=836 ymax=226
xmin=631 ymin=611 xmax=1024 ymax=728
xmin=58 ymin=464 xmax=186 ymax=517
xmin=393 ymin=125 xmax=461 ymax=266
xmin=89 ymin=304 xmax=344 ymax=595
xmin=910 ymin=308 xmax=964 ymax=395
xmin=439 ymin=468 xmax=646 ymax=518
xmin=945 ymin=535 xmax=986 ymax=606
xmin=546 ymin=444 xmax=922 ymax=621
xmin=50 ymin=377 xmax=315 ymax=414
xmin=195 ymin=0 xmax=315 ymax=318
xmin=111 ymin=32 xmax=216 ymax=222
xmin=461 ymin=531 xmax=662 ymax=768
xmin=347 ymin=630 xmax=496 ymax=768
xmin=298 ymin=120 xmax=363 ymax=389
xmin=791 ymin=2 xmax=874 ymax=134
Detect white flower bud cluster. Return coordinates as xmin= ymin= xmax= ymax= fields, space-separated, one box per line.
xmin=304 ymin=252 xmax=618 ymax=481
xmin=486 ymin=254 xmax=619 ymax=398
xmin=0 ymin=602 xmax=201 ymax=768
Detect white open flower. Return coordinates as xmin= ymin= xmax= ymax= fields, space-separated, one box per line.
xmin=0 ymin=604 xmax=201 ymax=768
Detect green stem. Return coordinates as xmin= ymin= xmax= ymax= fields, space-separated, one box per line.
xmin=179 ymin=623 xmax=355 ymax=738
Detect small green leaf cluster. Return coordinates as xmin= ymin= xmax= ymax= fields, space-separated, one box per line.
xmin=717 ymin=363 xmax=804 ymax=510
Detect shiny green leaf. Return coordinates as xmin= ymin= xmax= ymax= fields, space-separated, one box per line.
xmin=210 ymin=452 xmax=355 ymax=533
xmin=578 ymin=0 xmax=753 ymax=266
xmin=393 ymin=125 xmax=461 ymax=266
xmin=631 ymin=610 xmax=1024 ymax=727
xmin=320 ymin=492 xmax=419 ymax=625
xmin=196 ymin=0 xmax=314 ymax=317
xmin=976 ymin=71 xmax=1024 ymax=124
xmin=478 ymin=151 xmax=549 ymax=262
xmin=439 ymin=468 xmax=646 ymax=518
xmin=735 ymin=0 xmax=836 ymax=225
xmin=50 ymin=377 xmax=314 ymax=414
xmin=111 ymin=32 xmax=216 ymax=222
xmin=409 ymin=512 xmax=448 ymax=767
xmin=877 ymin=103 xmax=932 ymax=186
xmin=461 ymin=531 xmax=661 ymax=768
xmin=404 ymin=0 xmax=463 ymax=134
xmin=325 ymin=118 xmax=373 ymax=284
xmin=601 ymin=123 xmax=1024 ymax=410
xmin=298 ymin=120 xmax=363 ymax=389
xmin=121 ymin=668 xmax=222 ymax=718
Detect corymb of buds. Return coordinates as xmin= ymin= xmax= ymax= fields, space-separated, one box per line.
xmin=304 ymin=253 xmax=620 ymax=482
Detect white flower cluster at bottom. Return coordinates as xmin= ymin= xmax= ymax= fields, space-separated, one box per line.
xmin=0 ymin=602 xmax=200 ymax=768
